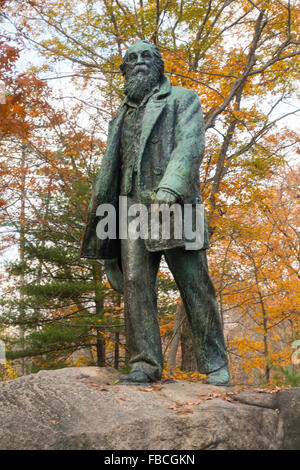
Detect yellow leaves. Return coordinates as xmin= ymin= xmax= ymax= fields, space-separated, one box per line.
xmin=98 ymin=331 xmax=109 ymax=339
xmin=105 ymin=339 xmax=115 ymax=352
xmin=157 ymin=270 xmax=169 ymax=279
xmin=0 ymin=361 xmax=18 ymax=381
xmin=160 ymin=322 xmax=173 ymax=337
xmin=212 ymin=170 xmax=298 ymax=314
xmin=72 ymin=354 xmax=90 ymax=367
xmin=162 ymin=366 xmax=206 ymax=383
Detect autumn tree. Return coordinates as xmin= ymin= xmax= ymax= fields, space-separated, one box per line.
xmin=209 ymin=165 xmax=300 ymax=384
xmin=0 ymin=124 xmax=127 ymax=372
xmin=0 ymin=3 xmax=124 ymax=371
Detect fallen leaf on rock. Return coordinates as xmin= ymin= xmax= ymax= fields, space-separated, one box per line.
xmin=138 ymin=385 xmax=164 ymax=392
xmin=175 ymin=401 xmax=184 ymax=407
xmin=119 ymin=397 xmax=126 ymax=401
xmin=252 ymin=387 xmax=282 ymax=394
xmin=113 ymin=387 xmax=120 ymax=393
xmin=168 ymin=404 xmax=178 ymax=410
xmin=211 ymin=391 xmax=224 ymax=398
xmin=49 ymin=420 xmax=59 ymax=425
xmin=176 ymin=408 xmax=194 ymax=415
xmin=97 ymin=386 xmax=109 ymax=391
xmin=198 ymin=391 xmax=236 ymax=403
xmin=198 ymin=394 xmax=214 ymax=400
xmin=223 ymin=396 xmax=234 ymax=402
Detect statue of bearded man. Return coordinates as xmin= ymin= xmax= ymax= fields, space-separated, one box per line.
xmin=81 ymin=40 xmax=230 ymax=385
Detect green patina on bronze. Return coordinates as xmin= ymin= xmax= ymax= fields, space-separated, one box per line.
xmin=81 ymin=40 xmax=229 ymax=385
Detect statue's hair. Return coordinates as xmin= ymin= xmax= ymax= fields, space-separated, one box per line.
xmin=120 ymin=40 xmax=164 ymax=78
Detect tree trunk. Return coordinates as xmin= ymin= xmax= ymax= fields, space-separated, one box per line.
xmin=167 ymin=301 xmax=185 ymax=368
xmin=181 ymin=314 xmax=197 ymax=372
xmin=96 ymin=330 xmax=106 ymax=367
xmin=93 ymin=262 xmax=106 ymax=367
xmin=114 ymin=331 xmax=119 ymax=369
xmin=19 ymin=145 xmax=26 ymax=375
xmin=97 ymin=330 xmax=106 ymax=367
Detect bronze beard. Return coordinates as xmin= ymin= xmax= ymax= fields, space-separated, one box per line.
xmin=124 ymin=64 xmax=161 ymax=103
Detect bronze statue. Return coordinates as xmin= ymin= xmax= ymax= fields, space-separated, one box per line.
xmin=81 ymin=40 xmax=229 ymax=385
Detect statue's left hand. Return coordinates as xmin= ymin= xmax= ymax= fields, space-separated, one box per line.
xmin=155 ymin=189 xmax=177 ymax=204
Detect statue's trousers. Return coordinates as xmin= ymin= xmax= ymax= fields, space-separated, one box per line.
xmin=121 ymin=179 xmax=228 ymax=380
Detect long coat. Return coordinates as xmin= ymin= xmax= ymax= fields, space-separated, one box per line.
xmin=80 ymin=75 xmax=209 ymax=260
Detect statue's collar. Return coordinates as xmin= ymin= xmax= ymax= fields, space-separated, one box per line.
xmin=155 ymin=74 xmax=171 ymax=99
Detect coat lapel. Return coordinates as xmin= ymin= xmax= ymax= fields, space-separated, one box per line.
xmin=138 ymin=100 xmax=166 ymax=160
xmin=137 ymin=76 xmax=171 ymax=168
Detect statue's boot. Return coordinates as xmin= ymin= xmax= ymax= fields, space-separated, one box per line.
xmin=206 ymin=365 xmax=230 ymax=386
xmin=118 ymin=370 xmax=153 ymax=384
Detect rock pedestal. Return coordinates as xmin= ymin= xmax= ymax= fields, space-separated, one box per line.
xmin=0 ymin=367 xmax=299 ymax=450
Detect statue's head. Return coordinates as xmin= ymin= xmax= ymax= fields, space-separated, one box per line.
xmin=120 ymin=40 xmax=164 ymax=78
xmin=120 ymin=40 xmax=164 ymax=103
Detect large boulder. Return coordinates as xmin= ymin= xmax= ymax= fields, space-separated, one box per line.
xmin=0 ymin=367 xmax=299 ymax=450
